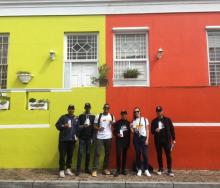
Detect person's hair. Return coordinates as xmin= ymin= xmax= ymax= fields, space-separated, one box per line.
xmin=133 ymin=107 xmax=141 ymax=120
xmin=103 ymin=103 xmax=110 ymax=108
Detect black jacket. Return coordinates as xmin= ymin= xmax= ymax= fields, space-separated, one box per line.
xmin=151 ymin=116 xmax=175 ymax=142
xmin=78 ymin=113 xmax=95 ymax=140
xmin=114 ymin=119 xmax=130 ymax=146
xmin=56 ymin=114 xmax=79 ymax=142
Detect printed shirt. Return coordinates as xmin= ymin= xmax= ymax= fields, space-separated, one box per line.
xmin=131 ymin=117 xmax=149 ymax=137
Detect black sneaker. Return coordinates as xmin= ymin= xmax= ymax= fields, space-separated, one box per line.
xmin=75 ymin=171 xmax=80 ymax=176
xmin=85 ymin=169 xmax=91 ymax=174
xmin=114 ymin=171 xmax=120 ymax=177
xmin=121 ymin=170 xmax=127 ymax=175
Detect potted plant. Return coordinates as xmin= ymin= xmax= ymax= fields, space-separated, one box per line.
xmin=17 ymin=71 xmax=33 ymax=84
xmin=92 ymin=64 xmax=110 ymax=87
xmin=123 ymin=68 xmax=141 ymax=79
xmin=0 ymin=96 xmax=10 ymax=110
xmin=28 ymin=98 xmax=49 ymax=110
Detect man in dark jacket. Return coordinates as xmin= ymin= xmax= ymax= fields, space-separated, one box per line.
xmin=55 ymin=104 xmax=79 ymax=178
xmin=114 ymin=110 xmax=130 ymax=177
xmin=75 ymin=103 xmax=95 ymax=176
xmin=151 ymin=106 xmax=176 ymax=177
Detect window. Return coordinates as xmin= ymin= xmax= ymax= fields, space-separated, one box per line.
xmin=0 ymin=34 xmax=9 ymax=89
xmin=64 ymin=33 xmax=98 ymax=88
xmin=207 ymin=31 xmax=220 ymax=86
xmin=113 ymin=30 xmax=149 ymax=86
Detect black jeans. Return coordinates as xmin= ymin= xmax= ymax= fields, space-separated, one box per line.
xmin=155 ymin=138 xmax=172 ymax=171
xmin=133 ymin=134 xmax=149 ymax=171
xmin=76 ymin=139 xmax=91 ymax=171
xmin=58 ymin=141 xmax=75 ymax=171
xmin=93 ymin=138 xmax=112 ymax=170
xmin=116 ymin=138 xmax=128 ymax=172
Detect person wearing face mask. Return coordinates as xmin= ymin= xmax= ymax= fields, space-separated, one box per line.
xmin=131 ymin=107 xmax=151 ymax=177
xmin=55 ymin=104 xmax=79 ymax=178
xmin=75 ymin=103 xmax=95 ymax=176
xmin=151 ymin=106 xmax=176 ymax=177
xmin=91 ymin=103 xmax=115 ymax=177
xmin=113 ymin=110 xmax=130 ymax=177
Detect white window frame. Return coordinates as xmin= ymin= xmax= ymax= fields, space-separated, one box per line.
xmin=63 ymin=33 xmax=99 ymax=88
xmin=112 ymin=27 xmax=150 ymax=87
xmin=206 ymin=26 xmax=220 ymax=86
xmin=0 ymin=33 xmax=9 ymax=89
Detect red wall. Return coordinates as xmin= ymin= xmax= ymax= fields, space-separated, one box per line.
xmin=106 ymin=13 xmax=220 ymax=169
xmin=107 ymin=87 xmax=220 ymax=170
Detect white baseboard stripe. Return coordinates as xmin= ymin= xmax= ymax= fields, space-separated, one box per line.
xmin=0 ymin=124 xmax=50 ymax=129
xmin=174 ymin=123 xmax=220 ymax=127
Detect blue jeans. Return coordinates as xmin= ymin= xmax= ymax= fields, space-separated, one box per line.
xmin=76 ymin=139 xmax=91 ymax=171
xmin=133 ymin=134 xmax=149 ymax=171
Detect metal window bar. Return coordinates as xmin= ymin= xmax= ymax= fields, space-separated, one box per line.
xmin=208 ymin=31 xmax=220 ymax=85
xmin=66 ymin=34 xmax=97 ymax=61
xmin=0 ymin=34 xmax=9 ymax=89
xmin=114 ymin=33 xmax=147 ymax=79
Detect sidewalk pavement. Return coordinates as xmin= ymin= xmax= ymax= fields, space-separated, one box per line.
xmin=0 ymin=169 xmax=219 ymax=188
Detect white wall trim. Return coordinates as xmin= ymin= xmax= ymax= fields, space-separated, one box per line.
xmin=0 ymin=124 xmax=50 ymax=129
xmin=112 ymin=27 xmax=149 ymax=33
xmin=174 ymin=123 xmax=220 ymax=127
xmin=0 ymin=88 xmax=72 ymax=93
xmin=0 ymin=1 xmax=220 ymax=16
xmin=206 ymin=26 xmax=220 ymax=30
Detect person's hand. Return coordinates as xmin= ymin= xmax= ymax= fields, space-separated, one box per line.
xmin=156 ymin=128 xmax=160 ymax=133
xmin=64 ymin=123 xmax=69 ymax=128
xmin=173 ymin=140 xmax=176 ymax=144
xmin=145 ymin=140 xmax=149 ymax=146
xmin=99 ymin=127 xmax=104 ymax=131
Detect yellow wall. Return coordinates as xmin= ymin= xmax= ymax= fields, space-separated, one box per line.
xmin=0 ymin=16 xmax=105 ymax=88
xmin=0 ymin=16 xmax=106 ymax=168
xmin=0 ymin=88 xmax=105 ymax=168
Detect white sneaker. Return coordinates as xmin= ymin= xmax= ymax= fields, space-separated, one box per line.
xmin=65 ymin=168 xmax=74 ymax=176
xmin=157 ymin=170 xmax=163 ymax=175
xmin=59 ymin=170 xmax=65 ymax=178
xmin=137 ymin=169 xmax=142 ymax=176
xmin=168 ymin=171 xmax=174 ymax=177
xmin=144 ymin=170 xmax=151 ymax=177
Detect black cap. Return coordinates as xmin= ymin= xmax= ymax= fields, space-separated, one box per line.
xmin=156 ymin=106 xmax=163 ymax=112
xmin=68 ymin=104 xmax=75 ymax=110
xmin=84 ymin=103 xmax=91 ymax=108
xmin=120 ymin=109 xmax=127 ymax=115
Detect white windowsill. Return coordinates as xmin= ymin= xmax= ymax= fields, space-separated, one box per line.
xmin=113 ymin=78 xmax=149 ymax=87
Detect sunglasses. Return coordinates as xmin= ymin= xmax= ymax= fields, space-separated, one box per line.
xmin=134 ymin=110 xmax=140 ymax=113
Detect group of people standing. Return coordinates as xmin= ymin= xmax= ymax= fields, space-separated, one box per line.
xmin=55 ymin=103 xmax=176 ymax=178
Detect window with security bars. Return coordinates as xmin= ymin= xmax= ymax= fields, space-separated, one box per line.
xmin=207 ymin=31 xmax=220 ymax=86
xmin=0 ymin=34 xmax=9 ymax=89
xmin=66 ymin=34 xmax=97 ymax=61
xmin=114 ymin=33 xmax=148 ymax=80
xmin=64 ymin=34 xmax=98 ymax=88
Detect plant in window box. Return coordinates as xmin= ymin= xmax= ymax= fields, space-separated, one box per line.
xmin=123 ymin=68 xmax=141 ymax=79
xmin=91 ymin=64 xmax=110 ymax=87
xmin=0 ymin=96 xmax=10 ymax=110
xmin=28 ymin=98 xmax=49 ymax=110
xmin=17 ymin=71 xmax=33 ymax=84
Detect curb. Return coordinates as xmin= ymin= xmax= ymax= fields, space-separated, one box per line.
xmin=0 ymin=180 xmax=220 ymax=188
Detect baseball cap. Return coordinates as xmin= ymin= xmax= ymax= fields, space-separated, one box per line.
xmin=68 ymin=104 xmax=75 ymax=110
xmin=120 ymin=109 xmax=127 ymax=115
xmin=156 ymin=106 xmax=163 ymax=112
xmin=84 ymin=103 xmax=91 ymax=108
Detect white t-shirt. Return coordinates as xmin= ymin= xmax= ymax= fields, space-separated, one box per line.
xmin=94 ymin=113 xmax=115 ymax=139
xmin=131 ymin=117 xmax=149 ymax=137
